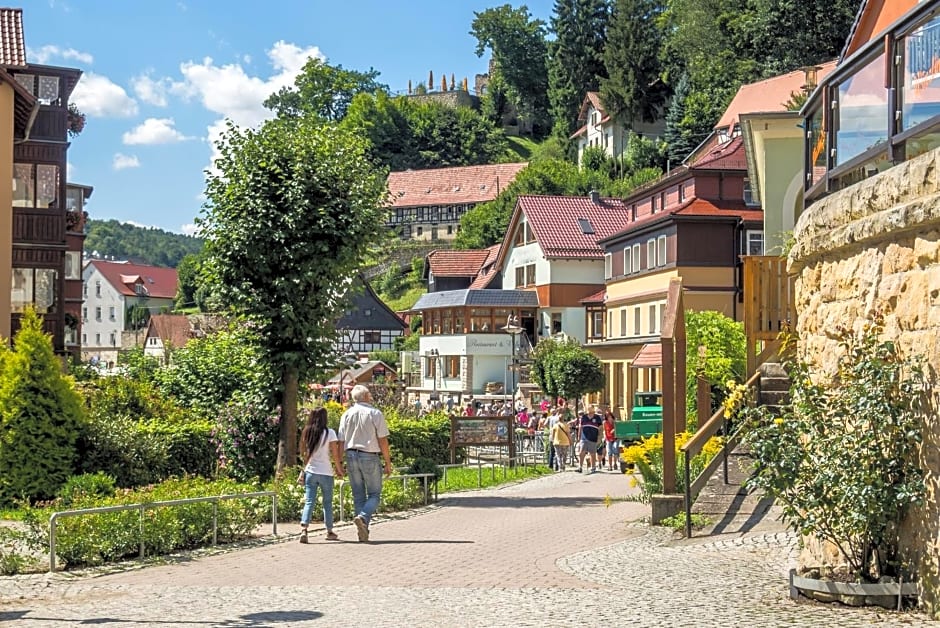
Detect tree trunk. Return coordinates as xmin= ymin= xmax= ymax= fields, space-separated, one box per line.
xmin=276 ymin=366 xmax=299 ymax=474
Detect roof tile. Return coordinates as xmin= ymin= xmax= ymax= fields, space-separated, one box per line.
xmin=427 ymin=249 xmax=490 ymax=278
xmin=89 ymin=260 xmax=178 ymax=299
xmin=0 ymin=9 xmax=25 ymax=68
xmin=387 ymin=163 xmax=527 ymax=208
xmin=148 ymin=314 xmax=192 ymax=350
xmin=517 ymin=195 xmax=632 ymax=259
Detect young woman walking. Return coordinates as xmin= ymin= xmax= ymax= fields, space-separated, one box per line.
xmin=297 ymin=407 xmax=344 ymax=543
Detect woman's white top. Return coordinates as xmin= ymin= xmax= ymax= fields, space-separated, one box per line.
xmin=304 ymin=428 xmax=338 ymax=476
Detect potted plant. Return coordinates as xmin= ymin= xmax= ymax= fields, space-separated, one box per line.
xmin=744 ymin=317 xmax=925 ymax=608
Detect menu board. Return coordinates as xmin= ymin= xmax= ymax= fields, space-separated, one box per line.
xmin=450 ymin=416 xmax=512 ymax=446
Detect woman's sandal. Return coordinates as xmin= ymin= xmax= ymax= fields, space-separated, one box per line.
xmin=325 ymin=531 xmax=339 ymax=541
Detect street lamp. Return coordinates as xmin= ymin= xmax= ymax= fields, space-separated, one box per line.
xmin=501 ymin=315 xmax=523 ymax=408
xmin=426 ymin=348 xmax=440 ymax=403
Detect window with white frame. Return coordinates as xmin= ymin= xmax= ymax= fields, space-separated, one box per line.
xmin=95 ymin=306 xmax=102 ymax=321
xmin=109 ymin=306 xmax=116 ymax=321
xmin=657 ymin=235 xmax=667 ymax=266
xmin=745 ymin=230 xmax=764 ymax=255
xmin=95 ymin=281 xmax=101 ymax=297
xmin=95 ymin=333 xmax=101 ymax=345
xmin=604 ymin=253 xmax=612 ymax=279
xmin=65 ymin=251 xmax=80 ymax=280
xmin=623 ymin=247 xmax=631 ymax=274
xmin=620 ymin=308 xmax=627 ymax=336
xmin=649 ymin=304 xmax=658 ymax=335
xmin=659 ymin=303 xmax=666 ymax=330
xmin=592 ymin=311 xmax=604 ymax=338
xmin=82 ymin=307 xmax=87 ymax=322
xmin=110 ymin=332 xmax=116 ymax=346
xmin=634 ymin=306 xmax=641 ymax=335
xmin=646 ymin=239 xmax=656 ymax=270
xmin=608 ymin=311 xmax=613 ymax=337
xmin=632 ymin=244 xmax=640 ymax=274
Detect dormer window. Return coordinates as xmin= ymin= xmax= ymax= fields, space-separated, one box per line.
xmin=134 ymin=283 xmax=148 ymax=296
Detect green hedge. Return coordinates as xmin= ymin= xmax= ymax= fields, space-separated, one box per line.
xmin=77 ymin=417 xmax=215 ymax=488
xmin=384 ymin=410 xmax=452 ymax=465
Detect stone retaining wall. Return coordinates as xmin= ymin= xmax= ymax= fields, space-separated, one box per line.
xmin=789 ymin=148 xmax=940 ymax=618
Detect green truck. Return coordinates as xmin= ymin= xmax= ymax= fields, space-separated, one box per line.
xmin=615 ymin=391 xmax=663 ymax=443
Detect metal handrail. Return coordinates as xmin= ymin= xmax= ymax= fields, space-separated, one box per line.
xmin=681 ymin=369 xmax=761 ymax=538
xmin=49 ymin=491 xmax=276 ymax=572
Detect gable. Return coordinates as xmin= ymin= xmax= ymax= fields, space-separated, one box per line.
xmin=843 ymin=0 xmax=918 ymax=59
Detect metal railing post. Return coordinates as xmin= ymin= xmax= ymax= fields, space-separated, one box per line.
xmin=139 ymin=505 xmax=145 ymax=559
xmin=423 ymin=475 xmax=428 ymax=506
xmin=49 ymin=514 xmax=58 ymax=572
xmin=272 ymin=494 xmax=278 ymax=536
xmin=212 ymin=501 xmax=218 ymax=545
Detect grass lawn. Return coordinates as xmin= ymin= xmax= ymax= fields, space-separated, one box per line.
xmin=437 ymin=463 xmax=552 ymax=492
xmin=505 ymin=136 xmax=541 ymax=162
xmin=384 ymin=284 xmax=426 ymax=312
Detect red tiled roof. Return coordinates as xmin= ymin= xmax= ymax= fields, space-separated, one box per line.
xmin=716 ymin=61 xmax=837 ymax=130
xmin=427 ymin=249 xmax=490 ymax=278
xmin=580 ymin=288 xmax=606 ymax=304
xmin=604 ymin=197 xmax=763 ymax=242
xmin=89 ymin=260 xmax=178 ymax=299
xmin=0 ymin=9 xmax=26 ymax=68
xmin=632 ymin=343 xmax=662 ymax=368
xmin=468 ymin=244 xmax=503 ymax=289
xmin=517 ymin=195 xmax=632 ymax=259
xmin=689 ymin=135 xmax=747 ymax=170
xmin=571 ymin=92 xmax=612 ymax=138
xmin=148 ymin=314 xmax=192 ymax=350
xmin=387 ymin=163 xmax=527 ymax=208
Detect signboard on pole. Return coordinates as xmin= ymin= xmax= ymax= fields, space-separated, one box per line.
xmin=449 ymin=415 xmax=514 ymax=463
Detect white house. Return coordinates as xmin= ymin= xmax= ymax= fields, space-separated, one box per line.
xmin=570 ymin=91 xmax=666 ymax=166
xmin=493 ymin=193 xmax=632 ymax=344
xmin=81 ymin=260 xmax=178 ymax=364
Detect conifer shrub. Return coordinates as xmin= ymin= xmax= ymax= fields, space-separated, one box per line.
xmin=0 ymin=309 xmax=86 ymax=504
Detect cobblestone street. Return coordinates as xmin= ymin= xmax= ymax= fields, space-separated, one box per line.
xmin=0 ymin=470 xmax=933 ymax=627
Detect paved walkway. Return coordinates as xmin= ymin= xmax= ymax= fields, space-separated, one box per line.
xmin=0 ymin=470 xmax=933 ymax=627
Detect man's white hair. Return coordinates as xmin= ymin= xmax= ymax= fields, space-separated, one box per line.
xmin=351 ymin=384 xmax=370 ymax=402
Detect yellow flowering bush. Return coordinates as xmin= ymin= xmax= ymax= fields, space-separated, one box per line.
xmin=621 ymin=431 xmax=724 ymax=503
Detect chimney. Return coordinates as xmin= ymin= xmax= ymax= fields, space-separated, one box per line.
xmin=589 ymin=190 xmax=600 ymax=204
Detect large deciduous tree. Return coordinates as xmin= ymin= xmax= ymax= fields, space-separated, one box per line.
xmin=264 ymin=57 xmax=386 ymax=122
xmin=547 ymin=0 xmax=610 ymax=138
xmin=201 ymin=117 xmax=388 ymax=473
xmin=601 ymin=0 xmax=669 ymax=125
xmin=471 ymin=4 xmax=551 ymax=136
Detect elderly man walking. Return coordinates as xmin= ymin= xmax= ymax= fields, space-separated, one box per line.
xmin=337 ymin=384 xmax=393 ymax=542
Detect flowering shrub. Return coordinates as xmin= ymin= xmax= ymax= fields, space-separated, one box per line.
xmin=744 ymin=320 xmax=926 ymax=582
xmin=621 ymin=431 xmax=723 ymax=503
xmin=212 ymin=400 xmax=280 ymax=482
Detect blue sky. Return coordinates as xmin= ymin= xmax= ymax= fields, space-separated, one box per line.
xmin=25 ymin=0 xmax=555 ymax=237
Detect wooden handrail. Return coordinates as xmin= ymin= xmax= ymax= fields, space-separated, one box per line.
xmin=681 ymin=370 xmax=760 ymax=456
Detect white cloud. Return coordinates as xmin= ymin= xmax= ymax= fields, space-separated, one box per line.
xmin=172 ymin=41 xmax=323 ymax=175
xmin=112 ymin=153 xmax=140 ymax=170
xmin=175 ymin=41 xmax=323 ymax=128
xmin=26 ymin=44 xmax=90 ymax=64
xmin=72 ymin=73 xmax=138 ymax=118
xmin=131 ymin=73 xmax=171 ymax=107
xmin=180 ymin=223 xmax=199 ymax=236
xmin=122 ymin=118 xmax=192 ymax=145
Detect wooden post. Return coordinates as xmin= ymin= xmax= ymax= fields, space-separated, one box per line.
xmin=697 ymin=376 xmax=710 ymax=431
xmin=661 ymin=336 xmax=676 ymax=494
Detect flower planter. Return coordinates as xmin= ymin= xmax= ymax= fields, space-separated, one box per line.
xmin=789 ymin=568 xmax=918 ymax=610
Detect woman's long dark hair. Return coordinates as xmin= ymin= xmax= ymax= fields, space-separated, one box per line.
xmin=300 ymin=407 xmax=329 ymax=462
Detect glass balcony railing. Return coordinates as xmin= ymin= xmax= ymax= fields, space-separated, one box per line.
xmin=805 ymin=2 xmax=940 ymax=202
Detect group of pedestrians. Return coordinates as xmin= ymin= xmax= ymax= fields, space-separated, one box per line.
xmin=298 ymin=384 xmax=393 ymax=544
xmin=546 ymin=402 xmax=620 ymax=473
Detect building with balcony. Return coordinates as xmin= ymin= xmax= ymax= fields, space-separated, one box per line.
xmin=0 ymin=9 xmax=85 ymax=353
xmin=386 ymin=162 xmax=526 ymax=242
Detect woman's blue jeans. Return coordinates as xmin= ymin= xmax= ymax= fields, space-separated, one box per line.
xmin=301 ymin=472 xmax=334 ymax=530
xmin=345 ymin=450 xmax=383 ymax=526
